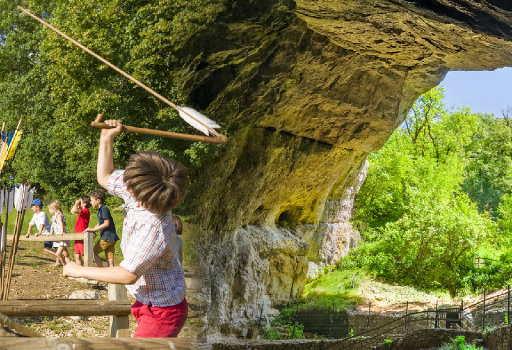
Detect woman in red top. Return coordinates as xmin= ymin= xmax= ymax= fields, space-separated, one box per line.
xmin=70 ymin=196 xmax=91 ymax=265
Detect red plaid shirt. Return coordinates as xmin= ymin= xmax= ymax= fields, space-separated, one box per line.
xmin=108 ymin=170 xmax=186 ymax=307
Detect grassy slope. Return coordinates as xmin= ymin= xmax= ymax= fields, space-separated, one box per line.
xmin=302 ymin=268 xmax=457 ymax=312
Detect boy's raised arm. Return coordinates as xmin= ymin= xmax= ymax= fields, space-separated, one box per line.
xmin=97 ymin=120 xmax=124 ymax=189
xmin=70 ymin=199 xmax=81 ymax=215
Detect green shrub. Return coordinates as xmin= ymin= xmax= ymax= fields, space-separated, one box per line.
xmin=261 ymin=327 xmax=280 ymax=340
xmin=439 ymin=336 xmax=483 ymax=350
xmin=285 ymin=322 xmax=304 ymax=339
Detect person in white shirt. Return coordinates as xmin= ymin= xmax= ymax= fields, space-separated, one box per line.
xmin=25 ymin=199 xmax=55 ymax=258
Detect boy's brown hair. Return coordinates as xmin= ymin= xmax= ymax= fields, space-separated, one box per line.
xmin=172 ymin=215 xmax=183 ymax=235
xmin=80 ymin=195 xmax=91 ymax=208
xmin=124 ymin=151 xmax=189 ymax=215
xmin=89 ymin=189 xmax=106 ymax=204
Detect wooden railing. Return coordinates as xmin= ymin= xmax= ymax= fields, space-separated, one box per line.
xmin=0 ymin=338 xmax=203 ymax=349
xmin=4 ymin=232 xmax=132 ymax=339
xmin=9 ymin=231 xmax=95 ymax=267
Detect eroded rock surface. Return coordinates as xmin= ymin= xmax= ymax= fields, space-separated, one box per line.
xmin=181 ymin=0 xmax=512 ymax=335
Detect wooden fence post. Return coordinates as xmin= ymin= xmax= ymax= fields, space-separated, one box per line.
xmin=84 ymin=231 xmax=94 ymax=267
xmin=109 ymin=284 xmax=129 ymax=338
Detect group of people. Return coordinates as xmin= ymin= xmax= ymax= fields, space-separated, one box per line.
xmin=23 ymin=119 xmax=188 ymax=338
xmin=25 ymin=190 xmax=184 ymax=270
xmin=25 ymin=191 xmax=119 ymax=268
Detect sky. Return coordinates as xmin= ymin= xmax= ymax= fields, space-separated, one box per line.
xmin=439 ymin=67 xmax=512 ymax=117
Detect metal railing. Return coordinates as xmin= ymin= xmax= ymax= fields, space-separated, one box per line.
xmin=279 ymin=285 xmax=512 ymax=345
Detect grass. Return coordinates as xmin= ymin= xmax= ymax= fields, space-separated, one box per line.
xmin=300 ymin=266 xmax=459 ymax=315
xmin=300 ymin=269 xmax=365 ymax=311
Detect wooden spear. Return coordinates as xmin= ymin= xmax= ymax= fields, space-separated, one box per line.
xmin=3 ymin=181 xmax=29 ymax=301
xmin=91 ymin=114 xmax=226 ymax=144
xmin=0 ymin=187 xmax=9 ymax=300
xmin=17 ymin=6 xmax=229 ymax=144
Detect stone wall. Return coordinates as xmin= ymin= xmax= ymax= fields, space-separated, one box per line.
xmin=472 ymin=310 xmax=507 ymax=332
xmin=469 ymin=293 xmax=511 ymax=331
xmin=295 ymin=309 xmax=455 ymax=339
xmin=379 ymin=329 xmax=482 ymax=350
xmin=484 ymin=324 xmax=512 ymax=350
xmin=212 ymin=336 xmax=388 ymax=350
xmin=211 ymin=329 xmax=483 ymax=350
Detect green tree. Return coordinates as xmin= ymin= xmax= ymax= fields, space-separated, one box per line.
xmin=462 ymin=114 xmax=512 ymax=215
xmin=350 ymin=87 xmax=493 ymax=295
xmin=0 ymin=0 xmax=226 ymax=205
xmin=354 ymin=87 xmax=478 ymax=232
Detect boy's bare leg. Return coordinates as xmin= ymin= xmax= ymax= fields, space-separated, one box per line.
xmin=107 ymin=257 xmax=114 ymax=268
xmin=94 ymin=253 xmax=104 ymax=268
xmin=74 ymin=253 xmax=82 ymax=266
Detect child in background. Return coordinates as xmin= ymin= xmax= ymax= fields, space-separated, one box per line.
xmin=48 ymin=201 xmax=71 ymax=267
xmin=71 ymin=196 xmax=91 ymax=265
xmin=172 ymin=215 xmax=183 ymax=266
xmin=25 ymin=199 xmax=54 ymax=258
xmin=63 ymin=119 xmax=189 ymax=338
xmin=84 ymin=189 xmax=119 ymax=267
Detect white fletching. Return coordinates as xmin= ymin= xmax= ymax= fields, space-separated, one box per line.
xmin=0 ymin=189 xmax=3 ymax=216
xmin=7 ymin=189 xmax=14 ymax=214
xmin=25 ymin=188 xmax=35 ymax=210
xmin=0 ymin=227 xmax=5 ymax=253
xmin=178 ymin=107 xmax=220 ymax=136
xmin=14 ymin=186 xmax=23 ymax=212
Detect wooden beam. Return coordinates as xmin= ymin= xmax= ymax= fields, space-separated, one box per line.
xmin=109 ymin=284 xmax=130 ymax=338
xmin=9 ymin=233 xmax=86 ymax=241
xmin=0 ymin=337 xmax=207 ymax=350
xmin=0 ymin=300 xmax=131 ymax=317
xmin=0 ymin=310 xmax=42 ymax=337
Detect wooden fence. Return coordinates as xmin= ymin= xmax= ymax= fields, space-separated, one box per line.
xmin=8 ymin=231 xmax=95 ymax=268
xmin=0 ymin=232 xmax=187 ymax=348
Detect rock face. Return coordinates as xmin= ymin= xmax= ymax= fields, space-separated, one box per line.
xmin=180 ymin=0 xmax=512 ymax=335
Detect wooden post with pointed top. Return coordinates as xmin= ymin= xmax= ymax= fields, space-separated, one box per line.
xmin=109 ymin=284 xmax=130 ymax=338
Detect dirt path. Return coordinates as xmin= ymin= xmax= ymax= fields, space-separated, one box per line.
xmin=2 ymin=240 xmax=206 ymax=338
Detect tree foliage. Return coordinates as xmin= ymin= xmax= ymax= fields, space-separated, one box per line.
xmin=0 ymin=0 xmax=227 ymax=206
xmin=349 ymin=87 xmax=509 ymax=295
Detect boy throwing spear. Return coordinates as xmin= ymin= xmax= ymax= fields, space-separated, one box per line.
xmin=63 ymin=120 xmax=189 ymax=337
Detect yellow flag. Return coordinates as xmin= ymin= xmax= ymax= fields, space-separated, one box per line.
xmin=0 ymin=140 xmax=7 ymax=172
xmin=6 ymin=131 xmax=22 ymax=160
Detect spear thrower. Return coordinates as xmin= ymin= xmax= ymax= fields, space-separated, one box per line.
xmin=17 ymin=6 xmax=229 ymax=145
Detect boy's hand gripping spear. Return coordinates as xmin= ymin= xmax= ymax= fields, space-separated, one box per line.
xmin=17 ymin=6 xmax=228 ymax=145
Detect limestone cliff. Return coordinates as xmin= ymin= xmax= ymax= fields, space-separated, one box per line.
xmin=180 ymin=0 xmax=512 ymax=335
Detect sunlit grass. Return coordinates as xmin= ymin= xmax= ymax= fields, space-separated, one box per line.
xmin=300 ymin=269 xmax=365 ymax=311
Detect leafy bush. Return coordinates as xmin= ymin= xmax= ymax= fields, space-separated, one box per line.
xmin=261 ymin=327 xmax=281 ymax=340
xmin=260 ymin=322 xmax=305 ymax=340
xmin=343 ymin=189 xmax=495 ymax=296
xmin=285 ymin=322 xmax=304 ymax=339
xmin=439 ymin=336 xmax=483 ymax=350
xmin=105 ymin=195 xmax=124 ymax=209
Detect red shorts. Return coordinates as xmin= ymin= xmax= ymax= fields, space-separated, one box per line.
xmin=131 ymin=298 xmax=188 ymax=338
xmin=74 ymin=240 xmax=84 ymax=255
